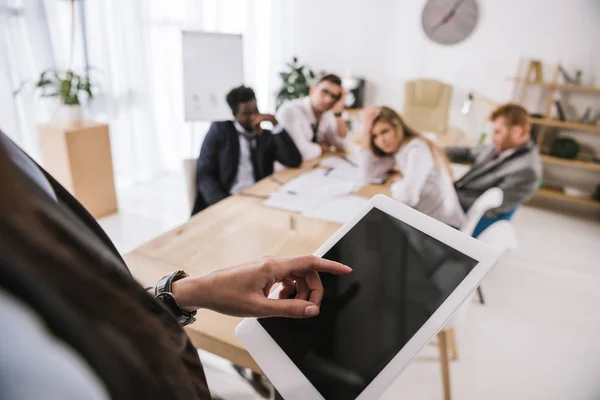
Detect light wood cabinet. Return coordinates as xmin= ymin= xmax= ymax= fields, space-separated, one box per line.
xmin=38 ymin=122 xmax=118 ymax=218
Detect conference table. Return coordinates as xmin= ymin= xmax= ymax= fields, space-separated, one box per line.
xmin=124 ymin=156 xmax=392 ymax=374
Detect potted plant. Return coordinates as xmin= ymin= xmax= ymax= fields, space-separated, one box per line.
xmin=276 ymin=56 xmax=316 ymax=110
xmin=36 ymin=69 xmax=93 ymax=124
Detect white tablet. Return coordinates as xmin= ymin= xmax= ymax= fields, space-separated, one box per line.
xmin=236 ymin=194 xmax=501 ymax=400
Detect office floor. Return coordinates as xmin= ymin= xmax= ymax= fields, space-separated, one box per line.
xmin=99 ymin=172 xmax=600 ymax=400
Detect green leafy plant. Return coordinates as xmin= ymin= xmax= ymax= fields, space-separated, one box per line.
xmin=35 ymin=70 xmax=93 ymax=106
xmin=276 ymin=56 xmax=316 ymax=110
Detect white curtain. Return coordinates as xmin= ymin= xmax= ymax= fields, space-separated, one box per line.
xmin=0 ymin=0 xmax=55 ymax=160
xmin=1 ymin=0 xmax=275 ymax=188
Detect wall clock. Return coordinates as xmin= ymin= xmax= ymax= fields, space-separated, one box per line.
xmin=422 ymin=0 xmax=479 ymax=45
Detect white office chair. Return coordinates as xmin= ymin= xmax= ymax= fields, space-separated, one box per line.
xmin=437 ymin=220 xmax=518 ymax=400
xmin=183 ymin=158 xmax=197 ymax=212
xmin=460 ymin=187 xmax=504 ymax=305
xmin=460 ymin=187 xmax=504 ymax=236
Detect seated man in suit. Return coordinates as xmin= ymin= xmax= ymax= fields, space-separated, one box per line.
xmin=192 ymin=86 xmax=302 ymax=215
xmin=276 ymin=74 xmax=348 ymax=160
xmin=446 ymin=103 xmax=543 ymax=216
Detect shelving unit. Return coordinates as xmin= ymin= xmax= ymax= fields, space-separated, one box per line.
xmin=528 ymin=117 xmax=600 ymax=134
xmin=536 ymin=188 xmax=600 ymax=209
xmin=512 ymin=62 xmax=600 ymax=210
xmin=511 ymin=78 xmax=600 ymax=94
xmin=540 ymin=155 xmax=600 ymax=172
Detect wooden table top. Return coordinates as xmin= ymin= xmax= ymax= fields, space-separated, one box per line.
xmin=124 ymin=155 xmax=391 ymax=373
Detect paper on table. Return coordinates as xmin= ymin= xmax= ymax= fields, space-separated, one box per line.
xmin=302 ymin=195 xmax=370 ymax=224
xmin=279 ymin=170 xmax=358 ymax=197
xmin=319 ymin=155 xmax=358 ymax=169
xmin=324 ymin=165 xmax=365 ymax=185
xmin=264 ymin=170 xmax=359 ymax=212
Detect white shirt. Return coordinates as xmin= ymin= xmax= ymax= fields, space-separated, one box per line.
xmin=276 ymin=97 xmax=345 ymax=160
xmin=358 ymin=139 xmax=465 ymax=227
xmin=230 ymin=120 xmax=283 ymax=195
xmin=230 ymin=121 xmax=257 ymax=195
xmin=497 ymin=147 xmax=517 ymax=161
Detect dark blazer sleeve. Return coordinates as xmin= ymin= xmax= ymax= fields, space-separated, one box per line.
xmin=195 ymin=123 xmax=228 ymax=206
xmin=492 ymin=166 xmax=538 ymax=216
xmin=271 ymin=128 xmax=302 ymax=167
xmin=445 ymin=146 xmax=476 ymax=163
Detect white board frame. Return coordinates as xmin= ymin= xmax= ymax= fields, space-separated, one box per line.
xmin=182 ymin=31 xmax=244 ymax=121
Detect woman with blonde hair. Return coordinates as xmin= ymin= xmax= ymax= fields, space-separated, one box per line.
xmin=358 ymin=106 xmax=465 ymax=227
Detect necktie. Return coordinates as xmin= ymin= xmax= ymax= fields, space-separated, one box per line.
xmin=241 ymin=132 xmax=260 ymax=181
xmin=311 ymin=122 xmax=320 ymax=143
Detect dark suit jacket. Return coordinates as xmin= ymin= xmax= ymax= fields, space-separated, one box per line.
xmin=446 ymin=141 xmax=542 ymax=216
xmin=192 ymin=121 xmax=302 ymax=214
xmin=0 ymin=131 xmax=211 ymax=399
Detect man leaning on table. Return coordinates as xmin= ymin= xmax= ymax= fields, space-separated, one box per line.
xmin=192 ymin=85 xmax=302 ymax=215
xmin=446 ymin=103 xmax=542 ymax=217
xmin=276 ymin=73 xmax=349 ymax=161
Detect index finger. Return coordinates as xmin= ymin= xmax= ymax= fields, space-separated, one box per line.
xmin=275 ymin=255 xmax=352 ymax=279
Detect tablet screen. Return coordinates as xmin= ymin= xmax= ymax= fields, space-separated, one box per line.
xmin=259 ymin=208 xmax=478 ymax=399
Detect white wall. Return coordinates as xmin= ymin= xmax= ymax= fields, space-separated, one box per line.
xmin=272 ymin=0 xmax=600 ymax=136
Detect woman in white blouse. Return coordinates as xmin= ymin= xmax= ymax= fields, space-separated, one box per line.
xmin=358 ymin=106 xmax=465 ymax=227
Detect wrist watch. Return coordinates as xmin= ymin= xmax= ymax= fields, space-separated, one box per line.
xmin=334 ymin=112 xmax=343 ymax=118
xmin=155 ymin=270 xmax=197 ymax=326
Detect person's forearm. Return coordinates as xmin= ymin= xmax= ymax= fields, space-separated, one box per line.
xmin=358 ymin=149 xmax=388 ymax=184
xmin=299 ymin=141 xmax=323 ymax=161
xmin=273 ymin=130 xmax=302 ymax=167
xmin=336 ymin=116 xmax=348 ymax=139
xmin=171 ymin=274 xmax=214 ymax=312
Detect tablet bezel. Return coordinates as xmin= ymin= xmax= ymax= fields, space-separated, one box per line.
xmin=236 ymin=194 xmax=501 ymax=400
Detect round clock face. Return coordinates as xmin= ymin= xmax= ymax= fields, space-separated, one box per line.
xmin=422 ymin=0 xmax=479 ymax=45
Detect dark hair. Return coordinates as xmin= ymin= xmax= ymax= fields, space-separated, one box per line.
xmin=317 ymin=73 xmax=342 ymax=87
xmin=490 ymin=103 xmax=530 ymax=134
xmin=0 ymin=137 xmax=211 ymax=398
xmin=370 ymin=107 xmax=420 ymax=157
xmin=226 ymin=85 xmax=256 ymax=115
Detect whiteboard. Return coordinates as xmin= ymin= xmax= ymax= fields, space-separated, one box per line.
xmin=182 ymin=31 xmax=244 ymax=121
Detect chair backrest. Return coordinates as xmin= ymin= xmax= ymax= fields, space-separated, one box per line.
xmin=460 ymin=187 xmax=504 ymax=236
xmin=471 ymin=206 xmax=517 ymax=238
xmin=403 ymin=79 xmax=452 ymax=134
xmin=183 ymin=158 xmax=197 ymax=211
xmin=476 ymin=220 xmax=518 ymax=253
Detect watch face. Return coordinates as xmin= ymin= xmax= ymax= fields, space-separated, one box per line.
xmin=422 ymin=0 xmax=479 ymax=45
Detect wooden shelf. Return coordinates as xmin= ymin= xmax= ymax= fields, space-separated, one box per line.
xmin=535 ymin=188 xmax=600 ymax=208
xmin=529 ymin=117 xmax=600 ymax=134
xmin=511 ymin=77 xmax=600 ymax=93
xmin=541 ymin=155 xmax=600 ymax=172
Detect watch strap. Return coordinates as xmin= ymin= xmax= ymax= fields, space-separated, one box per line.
xmin=155 ymin=270 xmax=197 ymax=326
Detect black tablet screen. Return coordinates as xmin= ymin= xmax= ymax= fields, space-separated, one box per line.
xmin=258 ymin=208 xmax=478 ymax=399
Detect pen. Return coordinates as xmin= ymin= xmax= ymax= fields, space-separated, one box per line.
xmin=271 ymin=177 xmax=285 ymax=185
xmin=341 ymin=155 xmax=358 ymax=167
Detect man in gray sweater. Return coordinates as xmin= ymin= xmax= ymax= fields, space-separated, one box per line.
xmin=446 ymin=103 xmax=543 ymax=217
